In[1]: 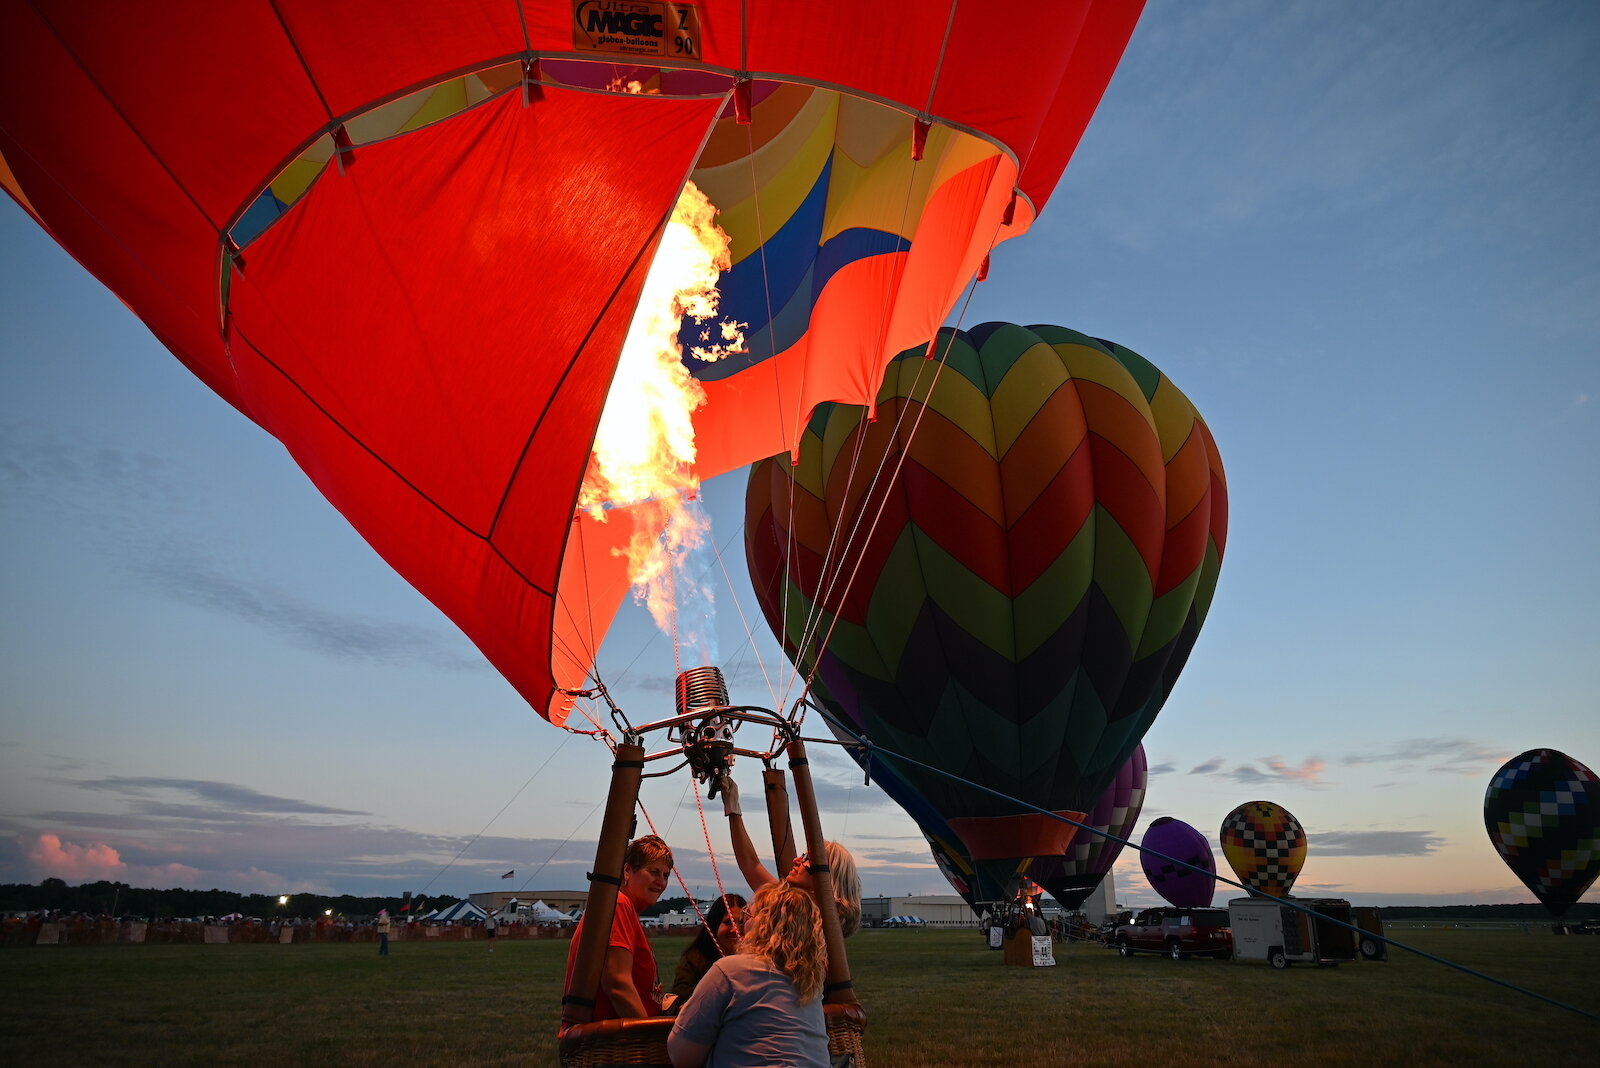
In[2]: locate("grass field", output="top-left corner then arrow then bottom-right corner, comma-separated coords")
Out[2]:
2,928 -> 1596,1066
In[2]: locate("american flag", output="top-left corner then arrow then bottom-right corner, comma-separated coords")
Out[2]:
501,870 -> 515,879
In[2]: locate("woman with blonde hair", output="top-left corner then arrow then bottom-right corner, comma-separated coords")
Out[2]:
667,881 -> 829,1068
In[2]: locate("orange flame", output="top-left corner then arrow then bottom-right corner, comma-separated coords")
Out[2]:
578,181 -> 745,640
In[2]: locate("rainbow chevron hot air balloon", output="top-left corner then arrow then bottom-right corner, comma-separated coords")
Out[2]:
746,322 -> 1227,886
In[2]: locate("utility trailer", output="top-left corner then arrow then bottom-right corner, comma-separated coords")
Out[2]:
1227,896 -> 1379,968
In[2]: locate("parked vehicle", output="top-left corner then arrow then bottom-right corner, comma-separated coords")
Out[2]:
1227,896 -> 1385,967
1114,906 -> 1232,960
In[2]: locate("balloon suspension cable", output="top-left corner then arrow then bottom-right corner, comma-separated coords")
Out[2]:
690,774 -> 729,919
792,303 -> 980,711
410,731 -> 574,900
859,739 -> 1600,1025
777,186 -> 1012,717
509,795 -> 607,895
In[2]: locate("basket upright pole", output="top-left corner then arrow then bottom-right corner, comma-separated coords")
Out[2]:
762,766 -> 797,873
786,738 -> 858,1006
560,741 -> 645,1029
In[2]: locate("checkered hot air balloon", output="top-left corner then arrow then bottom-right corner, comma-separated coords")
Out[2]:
1484,748 -> 1600,918
747,322 -> 1227,895
1219,801 -> 1306,897
1141,816 -> 1217,908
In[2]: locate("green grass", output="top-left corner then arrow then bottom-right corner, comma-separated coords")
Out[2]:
1,929 -> 1596,1065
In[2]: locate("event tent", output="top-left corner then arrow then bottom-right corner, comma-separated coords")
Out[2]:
429,900 -> 488,923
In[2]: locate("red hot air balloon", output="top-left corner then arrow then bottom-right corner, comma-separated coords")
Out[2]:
0,2 -> 1146,726
1219,801 -> 1306,898
1484,748 -> 1600,918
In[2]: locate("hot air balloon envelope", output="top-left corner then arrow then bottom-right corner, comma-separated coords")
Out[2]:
747,322 -> 1228,883
1140,816 -> 1216,908
1219,801 -> 1306,898
0,2 -> 1145,724
1484,748 -> 1600,918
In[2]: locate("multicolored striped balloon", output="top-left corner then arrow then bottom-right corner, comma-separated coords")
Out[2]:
909,745 -> 1147,915
1219,801 -> 1306,898
1484,749 -> 1600,918
746,322 -> 1227,878
1031,746 -> 1149,910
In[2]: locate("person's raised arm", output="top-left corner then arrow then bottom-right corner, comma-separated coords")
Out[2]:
600,945 -> 647,1018
719,773 -> 775,891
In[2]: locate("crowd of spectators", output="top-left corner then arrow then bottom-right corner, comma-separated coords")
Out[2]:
0,909 -> 576,947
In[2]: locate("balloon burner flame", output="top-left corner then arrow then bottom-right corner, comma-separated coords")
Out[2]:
578,181 -> 745,660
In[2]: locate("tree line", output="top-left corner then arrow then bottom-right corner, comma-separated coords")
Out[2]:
0,878 -> 463,920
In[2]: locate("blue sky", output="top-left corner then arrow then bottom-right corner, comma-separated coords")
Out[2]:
2,2 -> 1596,911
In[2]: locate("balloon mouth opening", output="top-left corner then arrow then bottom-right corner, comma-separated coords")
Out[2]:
946,812 -> 1084,861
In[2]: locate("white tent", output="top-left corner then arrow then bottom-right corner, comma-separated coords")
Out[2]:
429,900 -> 488,923
527,899 -> 570,923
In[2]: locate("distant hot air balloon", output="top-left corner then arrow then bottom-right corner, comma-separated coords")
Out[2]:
748,322 -> 1228,891
1140,816 -> 1217,908
1219,801 -> 1306,898
1484,749 -> 1600,918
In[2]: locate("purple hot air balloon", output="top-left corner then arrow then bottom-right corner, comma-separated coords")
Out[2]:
1033,746 -> 1149,910
1141,817 -> 1217,908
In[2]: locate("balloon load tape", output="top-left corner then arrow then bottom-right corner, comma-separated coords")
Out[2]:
672,666 -> 736,790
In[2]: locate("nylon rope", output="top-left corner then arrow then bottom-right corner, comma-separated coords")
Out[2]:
787,170 -> 1018,713
514,0 -> 532,54
410,731 -> 574,898
780,2 -> 979,712
634,795 -> 720,942
706,516 -> 780,712
923,1 -> 962,118
777,104 -> 931,716
691,777 -> 729,904
513,795 -> 606,896
668,511 -> 682,675
739,100 -> 799,720
791,293 -> 973,703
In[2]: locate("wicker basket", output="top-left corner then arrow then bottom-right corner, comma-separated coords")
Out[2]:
560,1016 -> 673,1067
559,1004 -> 868,1067
825,1003 -> 868,1066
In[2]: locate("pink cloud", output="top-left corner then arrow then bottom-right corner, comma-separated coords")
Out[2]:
28,834 -> 125,880
127,862 -> 203,887
1264,758 -> 1326,783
